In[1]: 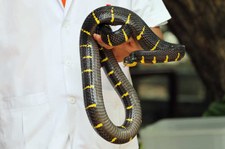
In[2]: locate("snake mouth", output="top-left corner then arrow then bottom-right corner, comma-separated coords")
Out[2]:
175,44 -> 185,49
123,51 -> 140,67
168,44 -> 186,51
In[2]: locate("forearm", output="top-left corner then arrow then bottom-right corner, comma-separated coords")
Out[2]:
151,26 -> 163,39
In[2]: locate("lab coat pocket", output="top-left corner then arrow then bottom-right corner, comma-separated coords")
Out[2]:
0,92 -> 48,110
22,96 -> 52,149
0,92 -> 52,149
0,107 -> 24,149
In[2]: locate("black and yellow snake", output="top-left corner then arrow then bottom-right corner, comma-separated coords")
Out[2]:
80,6 -> 185,144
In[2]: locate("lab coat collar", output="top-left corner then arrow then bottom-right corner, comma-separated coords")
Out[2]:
57,0 -> 74,16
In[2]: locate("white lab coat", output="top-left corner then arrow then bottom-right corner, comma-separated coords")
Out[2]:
0,0 -> 170,148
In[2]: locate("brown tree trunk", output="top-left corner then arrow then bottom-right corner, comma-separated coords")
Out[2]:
164,0 -> 225,102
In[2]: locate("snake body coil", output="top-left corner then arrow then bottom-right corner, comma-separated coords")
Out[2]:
80,6 -> 185,144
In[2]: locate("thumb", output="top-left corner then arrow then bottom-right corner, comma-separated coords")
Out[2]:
93,33 -> 113,49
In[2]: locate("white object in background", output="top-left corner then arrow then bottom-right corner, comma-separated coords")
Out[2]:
140,117 -> 225,149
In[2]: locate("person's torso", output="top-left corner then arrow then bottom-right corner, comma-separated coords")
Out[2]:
0,0 -> 132,104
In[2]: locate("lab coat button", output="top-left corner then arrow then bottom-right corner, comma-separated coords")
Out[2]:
65,60 -> 72,66
63,21 -> 70,29
68,96 -> 76,104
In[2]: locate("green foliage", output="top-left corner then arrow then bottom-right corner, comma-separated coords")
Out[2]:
203,96 -> 225,116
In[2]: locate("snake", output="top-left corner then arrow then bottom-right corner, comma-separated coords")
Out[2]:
79,6 -> 185,144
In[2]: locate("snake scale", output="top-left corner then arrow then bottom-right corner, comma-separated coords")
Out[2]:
80,6 -> 185,144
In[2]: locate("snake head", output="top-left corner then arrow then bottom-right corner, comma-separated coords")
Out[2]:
123,53 -> 138,67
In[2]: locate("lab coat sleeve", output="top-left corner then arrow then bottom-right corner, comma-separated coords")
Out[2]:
131,0 -> 171,27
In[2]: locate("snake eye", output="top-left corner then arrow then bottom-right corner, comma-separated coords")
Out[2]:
123,57 -> 130,65
123,55 -> 137,67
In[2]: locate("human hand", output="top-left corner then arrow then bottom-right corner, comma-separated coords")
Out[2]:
93,33 -> 142,62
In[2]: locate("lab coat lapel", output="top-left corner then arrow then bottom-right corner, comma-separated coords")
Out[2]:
57,0 -> 74,16
64,0 -> 74,15
57,0 -> 65,10
56,0 -> 73,14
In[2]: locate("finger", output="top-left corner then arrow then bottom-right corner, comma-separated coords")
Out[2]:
93,34 -> 113,49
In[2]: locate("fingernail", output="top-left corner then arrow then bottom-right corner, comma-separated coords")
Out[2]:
93,33 -> 100,39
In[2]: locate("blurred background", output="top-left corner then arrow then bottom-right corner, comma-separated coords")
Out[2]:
131,0 -> 225,148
